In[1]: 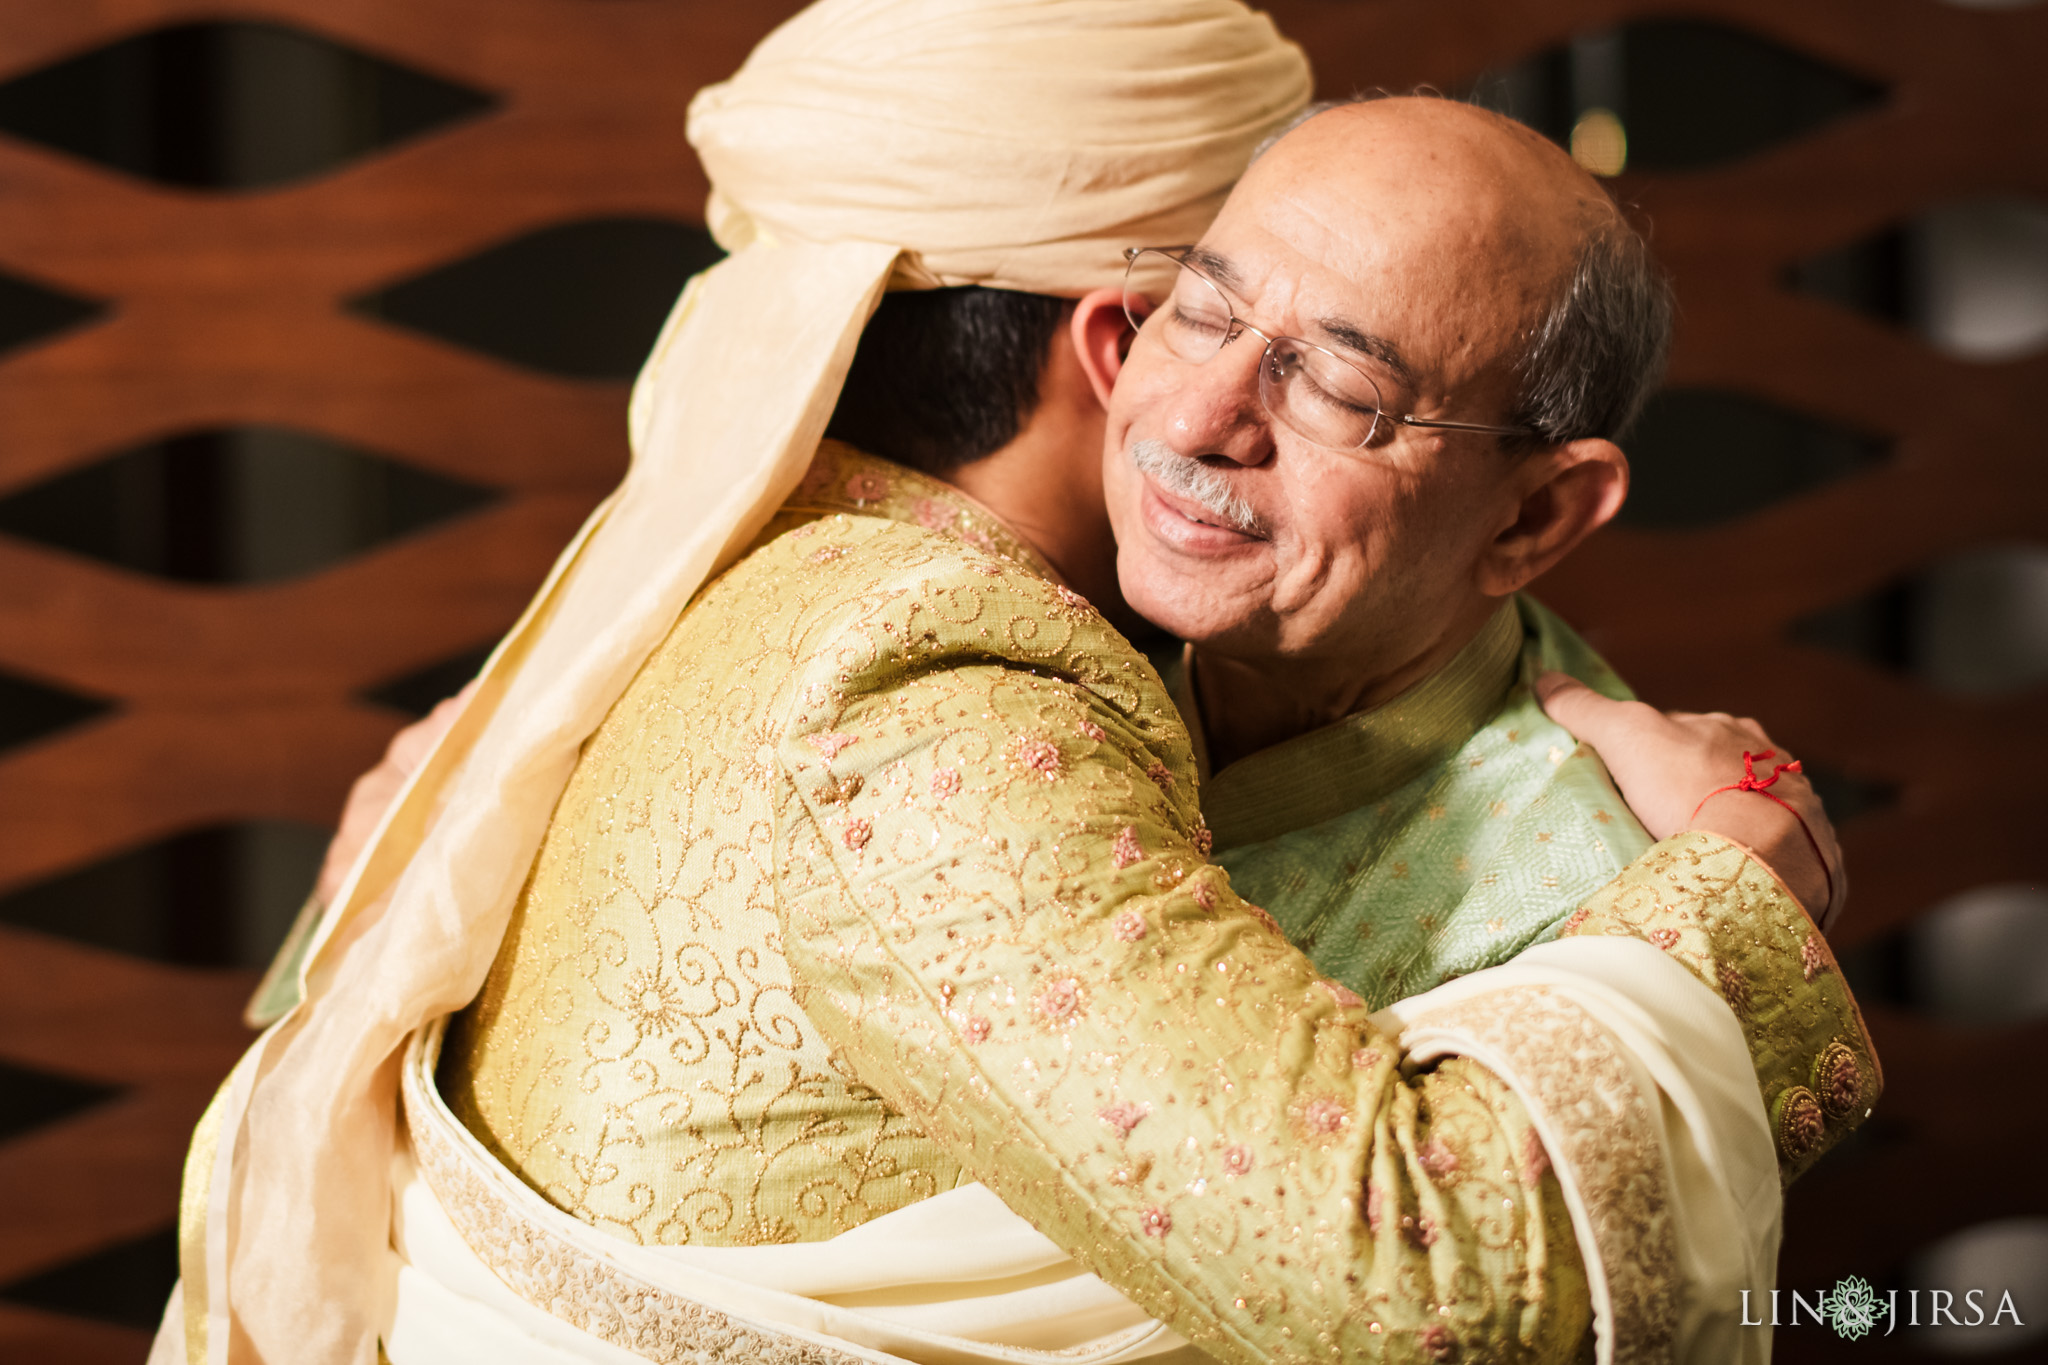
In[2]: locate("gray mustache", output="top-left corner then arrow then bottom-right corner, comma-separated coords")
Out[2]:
1128,440 -> 1266,537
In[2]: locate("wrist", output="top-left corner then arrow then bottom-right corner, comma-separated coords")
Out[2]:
1690,788 -> 1830,917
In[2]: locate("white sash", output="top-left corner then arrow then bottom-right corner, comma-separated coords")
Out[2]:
392,1020 -> 1205,1365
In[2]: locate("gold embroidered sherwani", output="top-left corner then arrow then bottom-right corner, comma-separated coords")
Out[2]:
435,445 -> 1878,1365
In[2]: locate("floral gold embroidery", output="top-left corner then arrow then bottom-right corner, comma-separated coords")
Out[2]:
1774,1086 -> 1825,1159
1111,826 -> 1143,870
1035,978 -> 1082,1024
807,732 -> 856,760
1097,1101 -> 1151,1138
1015,735 -> 1063,778
1814,1041 -> 1863,1118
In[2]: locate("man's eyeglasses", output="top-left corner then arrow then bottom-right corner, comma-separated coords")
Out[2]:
1120,247 -> 1536,452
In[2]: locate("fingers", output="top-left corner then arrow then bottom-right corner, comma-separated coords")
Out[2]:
385,686 -> 475,772
1534,671 -> 1664,748
1533,672 -> 1611,739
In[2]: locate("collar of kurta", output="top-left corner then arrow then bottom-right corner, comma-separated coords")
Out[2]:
1183,599 -> 1525,850
780,441 -> 1063,583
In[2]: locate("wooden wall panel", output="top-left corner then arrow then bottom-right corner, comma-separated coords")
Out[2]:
0,2 -> 802,1354
1,0 -> 2039,1358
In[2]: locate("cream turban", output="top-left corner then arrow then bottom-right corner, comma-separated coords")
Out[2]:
177,6 -> 1308,1362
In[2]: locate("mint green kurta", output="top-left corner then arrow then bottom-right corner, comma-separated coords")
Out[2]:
1189,597 -> 1654,1009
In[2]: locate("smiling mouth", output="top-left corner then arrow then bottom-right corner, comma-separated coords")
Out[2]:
1140,476 -> 1268,548
1160,487 -> 1247,532
1126,439 -> 1266,540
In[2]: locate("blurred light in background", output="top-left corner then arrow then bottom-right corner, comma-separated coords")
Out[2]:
1907,886 -> 2048,1027
1569,107 -> 1627,176
1915,199 -> 2048,361
1908,1219 -> 2048,1354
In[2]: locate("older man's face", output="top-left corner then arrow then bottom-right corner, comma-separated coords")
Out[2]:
1103,100 -> 1590,671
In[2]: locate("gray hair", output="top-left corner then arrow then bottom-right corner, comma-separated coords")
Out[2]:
1507,215 -> 1673,446
1253,94 -> 1675,447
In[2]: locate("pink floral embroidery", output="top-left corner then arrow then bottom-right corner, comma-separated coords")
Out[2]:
1647,926 -> 1681,950
842,818 -> 872,851
962,1015 -> 991,1044
794,456 -> 836,501
1077,718 -> 1107,743
1056,585 -> 1092,611
1097,1101 -> 1151,1137
1139,1207 -> 1172,1238
960,528 -> 996,554
1364,1182 -> 1384,1233
930,766 -> 961,799
1719,962 -> 1753,1017
807,732 -> 856,760
808,545 -> 845,564
1144,761 -> 1175,791
1193,825 -> 1213,856
1401,1214 -> 1437,1249
1420,1323 -> 1457,1362
1222,1144 -> 1255,1177
1243,903 -> 1280,934
1520,1127 -> 1551,1185
1319,979 -> 1363,1009
1822,1050 -> 1862,1115
1559,905 -> 1591,935
1112,826 -> 1144,870
913,498 -> 955,530
1016,736 -> 1063,778
1301,1098 -> 1348,1135
1351,1047 -> 1383,1072
843,471 -> 889,504
1112,911 -> 1147,942
1780,1090 -> 1825,1156
1419,1139 -> 1459,1178
1802,932 -> 1829,982
1035,978 -> 1082,1023
1192,882 -> 1217,912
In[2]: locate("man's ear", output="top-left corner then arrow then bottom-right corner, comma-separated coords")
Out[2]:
1070,286 -> 1128,411
1475,438 -> 1630,596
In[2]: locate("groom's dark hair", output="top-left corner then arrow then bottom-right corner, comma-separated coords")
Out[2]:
825,287 -> 1071,474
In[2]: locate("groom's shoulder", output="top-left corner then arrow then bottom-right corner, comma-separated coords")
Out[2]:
735,513 -> 1166,712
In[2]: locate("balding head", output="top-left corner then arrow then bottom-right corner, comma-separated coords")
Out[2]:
1098,93 -> 1659,710
1261,96 -> 1670,444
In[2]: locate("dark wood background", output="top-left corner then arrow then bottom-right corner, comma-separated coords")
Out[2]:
0,1 -> 2041,1359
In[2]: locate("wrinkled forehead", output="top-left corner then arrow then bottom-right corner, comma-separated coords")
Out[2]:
1200,103 -> 1590,388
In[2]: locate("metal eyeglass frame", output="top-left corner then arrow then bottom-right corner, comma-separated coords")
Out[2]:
1121,246 -> 1537,448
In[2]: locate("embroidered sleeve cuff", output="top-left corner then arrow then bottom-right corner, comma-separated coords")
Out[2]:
1556,831 -> 1880,1181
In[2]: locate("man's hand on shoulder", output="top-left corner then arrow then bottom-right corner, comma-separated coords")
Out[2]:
1535,672 -> 1845,932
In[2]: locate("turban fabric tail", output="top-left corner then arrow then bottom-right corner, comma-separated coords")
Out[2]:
176,3 -> 1310,1361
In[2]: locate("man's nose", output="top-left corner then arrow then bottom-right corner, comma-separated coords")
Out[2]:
1160,337 -> 1275,467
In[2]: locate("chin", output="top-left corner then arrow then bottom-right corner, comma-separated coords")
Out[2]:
1117,544 -> 1242,647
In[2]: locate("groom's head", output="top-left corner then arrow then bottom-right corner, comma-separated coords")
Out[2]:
1097,97 -> 1672,682
679,0 -> 1309,480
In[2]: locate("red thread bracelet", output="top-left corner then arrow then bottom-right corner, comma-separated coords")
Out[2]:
1691,750 -> 1836,917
